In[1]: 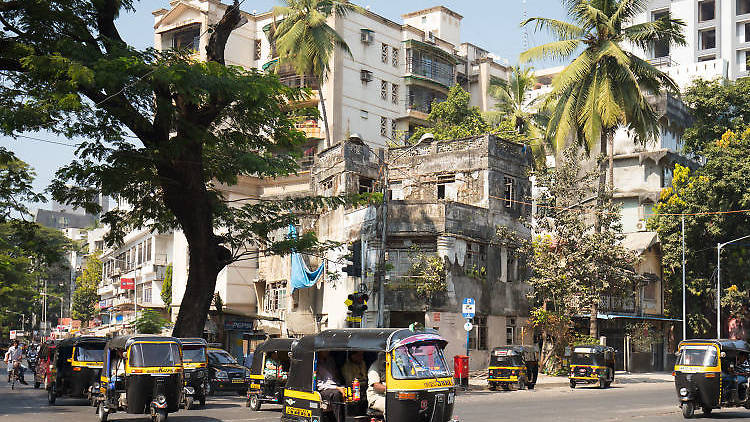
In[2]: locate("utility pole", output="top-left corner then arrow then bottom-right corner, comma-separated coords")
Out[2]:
377,154 -> 388,328
681,216 -> 686,341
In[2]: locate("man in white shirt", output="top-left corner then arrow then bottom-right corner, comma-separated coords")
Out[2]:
5,340 -> 27,384
367,353 -> 386,413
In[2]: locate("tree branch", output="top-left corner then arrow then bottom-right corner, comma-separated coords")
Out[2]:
94,0 -> 125,47
205,1 -> 242,65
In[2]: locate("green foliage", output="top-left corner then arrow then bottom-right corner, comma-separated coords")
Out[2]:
410,86 -> 488,143
0,148 -> 44,220
134,310 -> 169,335
521,0 -> 685,153
682,78 -> 750,154
403,246 -> 447,306
72,252 -> 102,324
625,321 -> 661,352
650,129 -> 750,337
572,334 -> 599,347
721,285 -> 749,320
161,264 -> 173,309
529,308 -> 572,373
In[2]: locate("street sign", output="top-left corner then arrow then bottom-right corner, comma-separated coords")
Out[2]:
120,278 -> 135,290
346,316 -> 362,323
464,321 -> 473,332
462,298 -> 475,318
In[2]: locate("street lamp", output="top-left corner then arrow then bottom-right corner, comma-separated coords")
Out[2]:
716,234 -> 750,338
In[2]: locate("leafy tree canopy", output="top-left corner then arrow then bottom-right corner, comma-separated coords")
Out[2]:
72,251 -> 102,324
682,78 -> 750,154
410,85 -> 488,142
134,310 -> 169,334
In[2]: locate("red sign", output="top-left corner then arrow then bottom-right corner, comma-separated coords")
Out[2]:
120,278 -> 135,290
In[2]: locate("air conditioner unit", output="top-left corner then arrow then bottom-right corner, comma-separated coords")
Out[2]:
360,30 -> 373,44
426,31 -> 436,43
360,69 -> 373,82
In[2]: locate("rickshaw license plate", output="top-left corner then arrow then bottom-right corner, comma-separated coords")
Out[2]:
232,379 -> 244,383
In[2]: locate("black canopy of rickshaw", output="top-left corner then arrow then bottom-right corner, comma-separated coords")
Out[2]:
179,337 -> 208,347
572,345 -> 613,355
285,328 -> 446,393
679,339 -> 750,353
104,335 -> 180,351
251,338 -> 297,375
56,336 -> 107,349
490,345 -> 539,362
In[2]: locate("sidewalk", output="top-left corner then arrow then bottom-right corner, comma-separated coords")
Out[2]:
464,370 -> 673,391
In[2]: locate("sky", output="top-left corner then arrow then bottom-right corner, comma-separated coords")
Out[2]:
1,0 -> 567,211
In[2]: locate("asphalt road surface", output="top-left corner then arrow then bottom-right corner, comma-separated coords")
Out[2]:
1,374 -> 748,422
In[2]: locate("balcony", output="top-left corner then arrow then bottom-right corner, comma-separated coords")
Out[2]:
404,39 -> 456,89
295,120 -> 323,140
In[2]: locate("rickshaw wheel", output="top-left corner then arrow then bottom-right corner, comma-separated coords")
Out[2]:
517,379 -> 526,390
97,404 -> 108,422
152,410 -> 168,422
702,406 -> 712,415
569,380 -> 576,389
197,395 -> 206,407
682,402 -> 695,419
248,394 -> 262,411
488,383 -> 496,391
34,380 -> 40,389
47,386 -> 56,405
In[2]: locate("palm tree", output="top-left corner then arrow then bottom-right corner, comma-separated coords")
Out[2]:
272,0 -> 361,147
520,0 -> 685,337
521,0 -> 685,192
487,65 -> 551,166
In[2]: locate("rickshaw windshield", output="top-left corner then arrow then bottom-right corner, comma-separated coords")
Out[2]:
391,342 -> 451,379
75,344 -> 105,362
129,342 -> 182,367
183,346 -> 206,363
678,345 -> 718,367
571,347 -> 605,366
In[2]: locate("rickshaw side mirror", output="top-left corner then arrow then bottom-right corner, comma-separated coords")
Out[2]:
674,351 -> 680,357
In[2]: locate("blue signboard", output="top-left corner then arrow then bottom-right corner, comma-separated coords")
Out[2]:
462,298 -> 476,319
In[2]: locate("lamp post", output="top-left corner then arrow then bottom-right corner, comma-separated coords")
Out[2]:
681,216 -> 686,341
716,234 -> 750,338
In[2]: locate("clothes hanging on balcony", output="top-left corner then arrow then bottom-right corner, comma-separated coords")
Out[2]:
289,225 -> 325,291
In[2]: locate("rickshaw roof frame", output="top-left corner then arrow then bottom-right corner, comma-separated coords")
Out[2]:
105,335 -> 181,352
56,336 -> 108,348
179,337 -> 208,347
572,345 -> 614,354
292,328 -> 447,353
679,339 -> 750,353
255,338 -> 296,354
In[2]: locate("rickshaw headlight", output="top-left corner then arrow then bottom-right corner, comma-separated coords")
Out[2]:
156,394 -> 167,404
680,388 -> 688,397
216,370 -> 228,379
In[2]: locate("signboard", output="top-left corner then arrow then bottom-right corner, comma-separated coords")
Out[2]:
224,320 -> 254,331
432,312 -> 441,323
464,321 -> 473,332
461,298 -> 475,319
120,278 -> 135,290
346,316 -> 362,323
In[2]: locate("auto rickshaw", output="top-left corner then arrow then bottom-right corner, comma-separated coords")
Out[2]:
568,345 -> 615,389
96,335 -> 183,422
34,341 -> 55,390
674,339 -> 750,418
281,328 -> 455,422
487,345 -> 539,391
246,338 -> 295,411
47,336 -> 107,405
179,338 -> 209,409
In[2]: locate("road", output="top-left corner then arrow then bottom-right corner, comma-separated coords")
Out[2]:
1,375 -> 748,421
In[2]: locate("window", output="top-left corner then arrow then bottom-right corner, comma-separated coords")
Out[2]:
391,120 -> 398,141
320,176 -> 334,192
504,176 -> 515,208
145,239 -> 151,262
436,173 -> 455,200
699,1 -> 715,21
137,243 -> 143,265
468,316 -> 488,350
360,109 -> 369,119
700,28 -> 716,50
391,83 -> 399,104
171,24 -> 200,52
381,43 -> 389,63
263,282 -> 286,313
506,326 -> 515,345
745,23 -> 750,42
358,176 -> 374,194
143,286 -> 152,303
381,80 -> 388,100
380,116 -> 388,137
421,16 -> 427,24
739,0 -> 750,15
652,11 -> 670,58
254,39 -> 262,60
392,47 -> 399,67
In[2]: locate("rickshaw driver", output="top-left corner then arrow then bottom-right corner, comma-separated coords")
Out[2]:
367,353 -> 386,414
316,350 -> 346,422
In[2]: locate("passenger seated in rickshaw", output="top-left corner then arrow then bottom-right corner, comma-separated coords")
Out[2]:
367,353 -> 386,415
342,351 -> 367,385
264,352 -> 288,381
316,350 -> 346,422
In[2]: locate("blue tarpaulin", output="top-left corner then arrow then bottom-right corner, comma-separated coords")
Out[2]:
289,225 -> 325,291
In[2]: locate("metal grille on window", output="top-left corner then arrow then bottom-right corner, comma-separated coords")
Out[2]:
392,47 -> 399,67
381,43 -> 389,63
504,177 -> 514,208
391,84 -> 399,104
264,282 -> 286,313
254,39 -> 262,60
468,316 -> 488,350
381,80 -> 388,100
380,117 -> 387,137
391,120 -> 397,141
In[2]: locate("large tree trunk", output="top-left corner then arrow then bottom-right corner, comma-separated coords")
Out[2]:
589,302 -> 599,339
319,87 -> 331,148
595,131 -> 608,234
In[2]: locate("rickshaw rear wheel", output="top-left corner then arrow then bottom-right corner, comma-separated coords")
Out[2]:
488,382 -> 496,391
682,401 -> 695,418
501,384 -> 510,391
248,394 -> 262,411
569,380 -> 576,389
97,403 -> 108,422
701,406 -> 712,415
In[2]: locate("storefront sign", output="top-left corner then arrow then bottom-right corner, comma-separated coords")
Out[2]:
120,278 -> 135,290
224,320 -> 254,331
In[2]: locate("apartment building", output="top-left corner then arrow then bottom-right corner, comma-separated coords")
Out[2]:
152,1 -> 509,147
630,0 -> 750,88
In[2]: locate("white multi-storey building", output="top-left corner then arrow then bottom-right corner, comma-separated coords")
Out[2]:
630,0 -> 750,88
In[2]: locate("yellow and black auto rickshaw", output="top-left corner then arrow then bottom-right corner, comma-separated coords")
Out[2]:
96,335 -> 183,422
487,345 -> 539,391
247,338 -> 294,411
179,338 -> 209,409
47,336 -> 107,405
568,345 -> 615,389
674,339 -> 750,418
281,328 -> 455,422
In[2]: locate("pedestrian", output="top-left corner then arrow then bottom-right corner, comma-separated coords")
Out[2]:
6,340 -> 27,384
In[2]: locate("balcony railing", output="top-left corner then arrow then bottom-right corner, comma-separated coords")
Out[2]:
295,121 -> 323,139
406,57 -> 454,88
279,74 -> 320,90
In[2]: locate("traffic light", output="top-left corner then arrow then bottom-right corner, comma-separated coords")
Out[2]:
342,240 -> 362,278
346,291 -> 369,316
